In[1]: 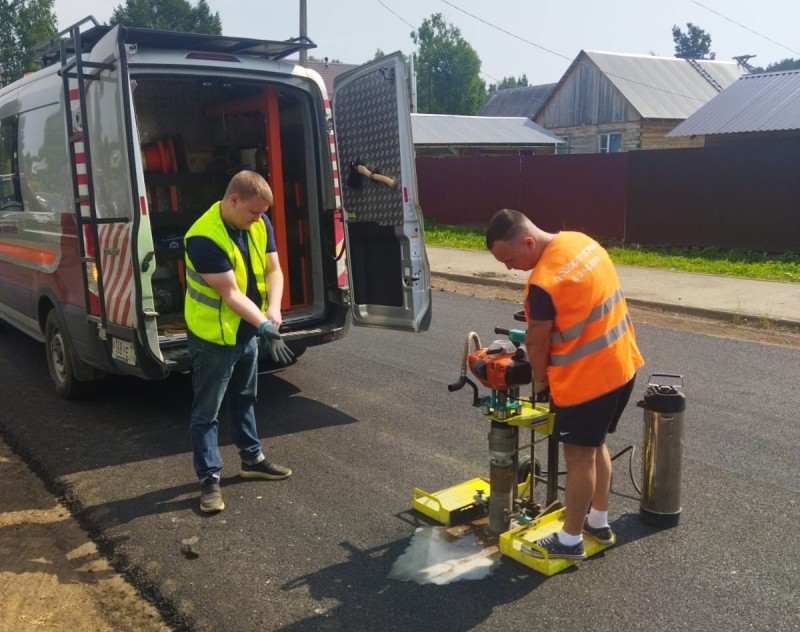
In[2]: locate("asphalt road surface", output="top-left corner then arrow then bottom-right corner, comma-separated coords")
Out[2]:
1,290 -> 798,632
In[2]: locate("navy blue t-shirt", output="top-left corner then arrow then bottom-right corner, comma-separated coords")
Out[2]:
526,284 -> 556,321
186,215 -> 277,341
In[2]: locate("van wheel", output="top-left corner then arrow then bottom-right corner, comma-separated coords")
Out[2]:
45,310 -> 95,399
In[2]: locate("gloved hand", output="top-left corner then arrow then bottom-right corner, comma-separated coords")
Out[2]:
533,379 -> 550,403
267,336 -> 295,366
258,320 -> 282,341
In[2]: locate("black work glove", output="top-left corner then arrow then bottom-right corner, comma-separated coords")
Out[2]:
267,337 -> 295,365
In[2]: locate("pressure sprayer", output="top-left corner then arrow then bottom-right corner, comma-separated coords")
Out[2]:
637,374 -> 686,527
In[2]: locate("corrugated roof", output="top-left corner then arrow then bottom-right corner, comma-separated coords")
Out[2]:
668,70 -> 800,136
582,51 -> 746,119
477,84 -> 557,117
411,114 -> 562,146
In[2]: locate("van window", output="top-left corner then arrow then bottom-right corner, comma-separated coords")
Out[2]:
0,116 -> 21,211
19,105 -> 69,214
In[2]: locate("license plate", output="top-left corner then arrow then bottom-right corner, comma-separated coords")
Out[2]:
111,337 -> 137,366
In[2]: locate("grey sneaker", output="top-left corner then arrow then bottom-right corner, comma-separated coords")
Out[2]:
523,532 -> 585,560
583,518 -> 615,545
200,478 -> 224,513
239,460 -> 292,480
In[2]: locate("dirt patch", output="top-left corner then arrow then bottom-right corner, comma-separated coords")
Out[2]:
0,440 -> 172,632
432,277 -> 800,350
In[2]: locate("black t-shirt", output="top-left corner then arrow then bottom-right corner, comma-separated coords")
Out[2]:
186,215 -> 277,341
526,284 -> 556,321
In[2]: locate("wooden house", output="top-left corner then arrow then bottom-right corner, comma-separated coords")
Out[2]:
534,50 -> 747,153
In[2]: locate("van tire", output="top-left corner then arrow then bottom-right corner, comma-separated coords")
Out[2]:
45,310 -> 96,399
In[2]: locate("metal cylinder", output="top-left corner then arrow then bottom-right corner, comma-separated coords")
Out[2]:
638,375 -> 686,528
488,422 -> 518,534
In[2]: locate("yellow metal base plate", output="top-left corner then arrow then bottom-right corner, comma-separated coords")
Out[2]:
412,477 -> 534,527
412,478 -> 490,526
499,508 -> 615,576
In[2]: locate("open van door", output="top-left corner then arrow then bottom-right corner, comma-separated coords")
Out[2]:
332,52 -> 431,333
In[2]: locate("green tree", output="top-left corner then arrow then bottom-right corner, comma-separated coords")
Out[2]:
110,0 -> 221,34
0,0 -> 57,87
411,13 -> 486,115
489,74 -> 529,92
672,22 -> 713,59
757,57 -> 800,73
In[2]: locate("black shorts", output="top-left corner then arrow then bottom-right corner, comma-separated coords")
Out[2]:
551,376 -> 637,447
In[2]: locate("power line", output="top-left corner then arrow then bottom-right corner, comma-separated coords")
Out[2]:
690,0 -> 800,57
440,0 -> 712,105
440,0 -> 573,64
375,0 -> 416,30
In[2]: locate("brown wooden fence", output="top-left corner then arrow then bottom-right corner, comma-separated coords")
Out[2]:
416,139 -> 800,253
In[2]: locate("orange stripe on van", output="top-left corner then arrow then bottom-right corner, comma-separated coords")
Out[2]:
0,243 -> 57,266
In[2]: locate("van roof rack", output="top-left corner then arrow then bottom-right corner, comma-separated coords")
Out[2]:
34,18 -> 317,68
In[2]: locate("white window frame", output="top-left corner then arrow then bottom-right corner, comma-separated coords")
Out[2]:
598,132 -> 623,153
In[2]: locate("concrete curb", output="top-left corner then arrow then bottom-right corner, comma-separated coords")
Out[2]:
432,271 -> 800,331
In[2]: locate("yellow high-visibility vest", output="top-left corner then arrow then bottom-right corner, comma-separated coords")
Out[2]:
184,202 -> 268,345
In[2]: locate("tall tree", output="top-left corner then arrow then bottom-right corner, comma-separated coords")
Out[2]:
0,0 -> 57,87
411,13 -> 486,115
672,22 -> 713,59
110,0 -> 221,34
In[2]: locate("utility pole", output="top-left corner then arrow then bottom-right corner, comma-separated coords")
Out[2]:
299,0 -> 308,67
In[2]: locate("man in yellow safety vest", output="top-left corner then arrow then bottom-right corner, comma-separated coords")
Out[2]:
184,170 -> 295,513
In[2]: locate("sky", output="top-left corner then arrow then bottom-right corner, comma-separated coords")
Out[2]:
52,0 -> 800,86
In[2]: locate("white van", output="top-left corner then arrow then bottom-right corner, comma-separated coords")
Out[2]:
0,18 -> 431,397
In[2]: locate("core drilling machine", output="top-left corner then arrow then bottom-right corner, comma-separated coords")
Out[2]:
411,319 -> 616,576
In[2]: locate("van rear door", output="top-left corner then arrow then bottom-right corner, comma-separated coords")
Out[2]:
80,26 -> 163,373
332,52 -> 431,333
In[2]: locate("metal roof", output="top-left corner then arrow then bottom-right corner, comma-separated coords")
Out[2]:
411,114 -> 562,146
477,84 -> 557,117
582,51 -> 746,119
668,70 -> 800,136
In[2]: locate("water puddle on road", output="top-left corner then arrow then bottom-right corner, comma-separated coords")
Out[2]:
389,526 -> 501,585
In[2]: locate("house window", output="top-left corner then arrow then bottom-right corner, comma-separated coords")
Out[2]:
598,132 -> 623,153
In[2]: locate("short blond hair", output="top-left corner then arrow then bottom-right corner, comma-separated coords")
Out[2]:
224,170 -> 273,206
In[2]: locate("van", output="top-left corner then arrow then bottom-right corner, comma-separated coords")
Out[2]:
0,18 -> 431,398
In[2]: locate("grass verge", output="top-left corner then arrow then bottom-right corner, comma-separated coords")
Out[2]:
423,221 -> 800,282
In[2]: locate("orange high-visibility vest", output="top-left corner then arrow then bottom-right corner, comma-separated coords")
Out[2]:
526,232 -> 643,407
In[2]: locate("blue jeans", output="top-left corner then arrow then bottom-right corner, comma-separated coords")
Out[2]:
188,332 -> 262,482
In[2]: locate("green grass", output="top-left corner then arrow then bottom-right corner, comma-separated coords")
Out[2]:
423,220 -> 800,282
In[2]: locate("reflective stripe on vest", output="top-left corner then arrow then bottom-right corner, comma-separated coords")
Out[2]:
550,288 -> 624,345
183,202 -> 268,345
529,232 -> 643,406
185,268 -> 221,309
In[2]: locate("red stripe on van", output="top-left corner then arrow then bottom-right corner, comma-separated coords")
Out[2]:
0,243 -> 56,266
